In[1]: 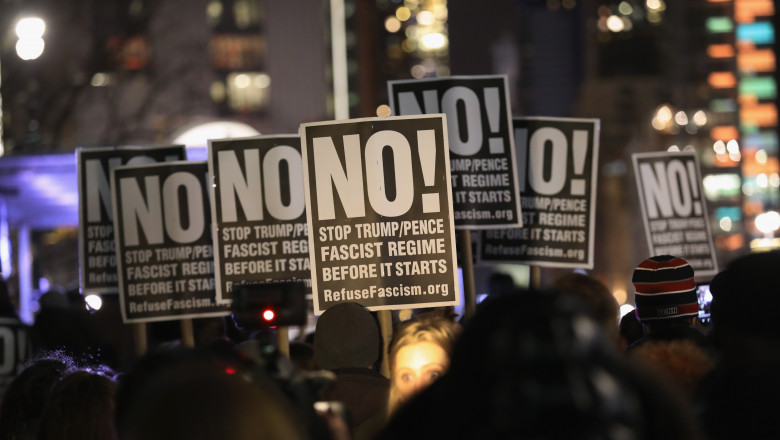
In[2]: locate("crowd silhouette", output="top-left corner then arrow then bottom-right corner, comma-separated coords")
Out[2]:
0,251 -> 777,439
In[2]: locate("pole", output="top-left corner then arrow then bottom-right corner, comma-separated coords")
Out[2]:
276,326 -> 290,358
530,265 -> 542,289
377,310 -> 393,378
459,229 -> 477,320
180,318 -> 195,347
134,323 -> 147,356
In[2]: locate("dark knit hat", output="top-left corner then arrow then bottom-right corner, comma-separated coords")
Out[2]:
632,255 -> 699,322
313,302 -> 381,370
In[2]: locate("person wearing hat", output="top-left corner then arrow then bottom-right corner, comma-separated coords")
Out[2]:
629,255 -> 708,349
313,302 -> 389,440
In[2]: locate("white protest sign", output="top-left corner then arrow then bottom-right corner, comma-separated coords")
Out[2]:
77,145 -> 186,294
112,161 -> 230,323
633,152 -> 718,276
208,135 -> 310,303
388,75 -> 522,229
301,115 -> 460,315
480,117 -> 600,268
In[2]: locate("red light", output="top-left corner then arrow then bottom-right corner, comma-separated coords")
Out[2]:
262,309 -> 275,321
224,367 -> 236,375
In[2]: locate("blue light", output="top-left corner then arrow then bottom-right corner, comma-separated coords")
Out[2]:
737,22 -> 775,45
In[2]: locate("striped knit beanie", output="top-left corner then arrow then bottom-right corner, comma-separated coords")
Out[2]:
632,255 -> 699,323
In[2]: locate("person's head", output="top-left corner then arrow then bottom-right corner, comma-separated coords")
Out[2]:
709,250 -> 780,353
387,311 -> 458,415
632,255 -> 699,333
115,347 -> 305,440
313,302 -> 382,371
376,289 -> 703,440
551,272 -> 620,342
36,370 -> 117,440
0,358 -> 69,440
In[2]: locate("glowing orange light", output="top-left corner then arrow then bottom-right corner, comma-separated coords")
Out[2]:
262,309 -> 275,321
735,0 -> 774,24
707,44 -> 734,58
741,104 -> 778,127
710,126 -> 739,141
738,49 -> 776,72
709,72 -> 737,88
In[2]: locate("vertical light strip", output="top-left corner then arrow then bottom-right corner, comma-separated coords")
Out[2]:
330,0 -> 349,120
0,198 -> 10,280
18,225 -> 32,324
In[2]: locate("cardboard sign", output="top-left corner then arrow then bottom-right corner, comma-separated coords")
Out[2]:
112,161 -> 230,323
633,152 -> 718,276
388,75 -> 522,229
301,115 -> 460,315
480,117 -> 600,268
208,135 -> 310,303
77,145 -> 186,294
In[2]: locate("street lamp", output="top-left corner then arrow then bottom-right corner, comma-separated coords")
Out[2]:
15,17 -> 46,60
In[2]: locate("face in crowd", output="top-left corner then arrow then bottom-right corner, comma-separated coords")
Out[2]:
393,339 -> 449,400
388,312 -> 458,415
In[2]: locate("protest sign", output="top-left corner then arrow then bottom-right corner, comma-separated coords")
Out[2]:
632,152 -> 718,276
388,75 -> 522,229
480,117 -> 600,268
111,161 -> 230,323
78,146 -> 186,294
208,135 -> 310,303
301,115 -> 460,315
0,317 -> 29,391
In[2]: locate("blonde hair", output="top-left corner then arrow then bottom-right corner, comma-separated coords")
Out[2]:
387,311 -> 459,415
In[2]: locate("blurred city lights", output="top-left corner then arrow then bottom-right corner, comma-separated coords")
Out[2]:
15,17 -> 46,60
417,10 -> 434,25
253,73 -> 271,88
668,145 -> 679,152
385,16 -> 402,33
85,294 -> 103,311
674,111 -> 688,125
606,15 -> 624,32
756,149 -> 768,164
396,6 -> 411,21
755,211 -> 780,233
619,304 -> 635,318
618,1 -> 633,15
726,139 -> 740,153
713,140 -> 727,154
376,104 -> 391,117
692,110 -> 708,126
757,173 -> 768,187
613,287 -> 627,305
15,17 -> 45,39
419,32 -> 447,51
719,216 -> 733,232
234,73 -> 251,88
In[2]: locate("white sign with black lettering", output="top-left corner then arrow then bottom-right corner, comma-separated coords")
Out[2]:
112,161 -> 230,323
208,135 -> 311,303
388,75 -> 522,229
77,145 -> 186,294
633,152 -> 718,276
301,115 -> 460,315
480,117 -> 600,268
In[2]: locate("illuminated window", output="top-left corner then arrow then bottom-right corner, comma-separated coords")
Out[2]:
737,22 -> 775,44
739,77 -> 777,99
707,44 -> 735,58
708,72 -> 737,88
706,16 -> 734,33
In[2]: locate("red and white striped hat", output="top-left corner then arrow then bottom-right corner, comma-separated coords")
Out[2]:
632,255 -> 699,322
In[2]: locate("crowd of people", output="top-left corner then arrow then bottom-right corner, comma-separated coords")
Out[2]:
0,249 -> 778,439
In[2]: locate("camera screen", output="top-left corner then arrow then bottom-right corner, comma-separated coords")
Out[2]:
697,283 -> 712,319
